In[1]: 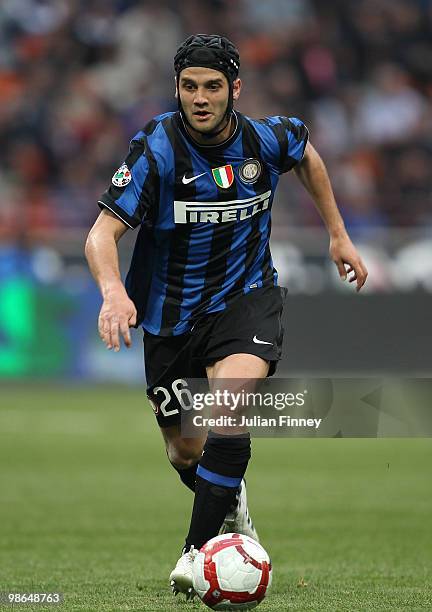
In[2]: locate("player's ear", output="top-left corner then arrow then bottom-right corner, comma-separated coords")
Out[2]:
174,76 -> 178,99
232,78 -> 242,101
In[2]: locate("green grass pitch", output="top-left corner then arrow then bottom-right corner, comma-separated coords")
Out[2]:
1,385 -> 431,611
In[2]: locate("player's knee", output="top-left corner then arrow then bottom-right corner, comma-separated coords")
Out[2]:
166,444 -> 201,470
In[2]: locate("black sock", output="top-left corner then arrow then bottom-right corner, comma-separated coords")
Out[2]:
171,461 -> 198,492
184,432 -> 251,551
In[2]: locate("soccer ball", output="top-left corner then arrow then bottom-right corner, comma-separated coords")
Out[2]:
192,533 -> 272,610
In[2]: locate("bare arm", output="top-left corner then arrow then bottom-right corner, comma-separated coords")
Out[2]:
85,209 -> 137,350
294,142 -> 368,291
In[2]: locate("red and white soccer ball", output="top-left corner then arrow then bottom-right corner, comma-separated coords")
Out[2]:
192,533 -> 272,610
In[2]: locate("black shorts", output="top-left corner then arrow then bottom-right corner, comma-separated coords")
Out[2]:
143,285 -> 287,428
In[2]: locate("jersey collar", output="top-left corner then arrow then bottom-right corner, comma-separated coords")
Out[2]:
175,110 -> 241,151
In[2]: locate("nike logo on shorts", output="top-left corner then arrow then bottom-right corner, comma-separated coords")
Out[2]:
253,335 -> 273,345
182,172 -> 206,185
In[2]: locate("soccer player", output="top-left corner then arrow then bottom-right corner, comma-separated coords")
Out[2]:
85,34 -> 368,599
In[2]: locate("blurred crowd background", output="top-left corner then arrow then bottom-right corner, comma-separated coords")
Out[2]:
1,0 -> 432,238
1,0 -> 431,379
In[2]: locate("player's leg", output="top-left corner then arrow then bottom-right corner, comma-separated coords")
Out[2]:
170,353 -> 267,598
182,354 -> 268,554
208,356 -> 262,540
144,330 -> 205,492
160,424 -> 206,492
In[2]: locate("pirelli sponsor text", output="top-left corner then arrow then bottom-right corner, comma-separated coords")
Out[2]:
173,190 -> 272,224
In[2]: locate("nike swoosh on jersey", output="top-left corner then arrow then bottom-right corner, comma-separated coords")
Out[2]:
182,172 -> 206,185
253,335 -> 273,345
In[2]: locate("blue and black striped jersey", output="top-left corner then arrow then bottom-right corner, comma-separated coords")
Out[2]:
98,111 -> 308,336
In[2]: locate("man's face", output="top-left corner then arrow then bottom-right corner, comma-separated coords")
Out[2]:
177,66 -> 240,134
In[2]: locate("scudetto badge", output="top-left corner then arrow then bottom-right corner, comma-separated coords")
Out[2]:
212,164 -> 234,189
112,163 -> 132,187
239,159 -> 261,184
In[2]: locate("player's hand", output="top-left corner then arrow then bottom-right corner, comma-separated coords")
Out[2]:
329,233 -> 368,292
98,289 -> 137,351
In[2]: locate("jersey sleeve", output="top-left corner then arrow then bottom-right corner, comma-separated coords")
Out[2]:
264,116 -> 309,174
98,135 -> 156,229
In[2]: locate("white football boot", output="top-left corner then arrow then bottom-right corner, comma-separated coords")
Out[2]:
219,479 -> 259,541
169,546 -> 197,600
